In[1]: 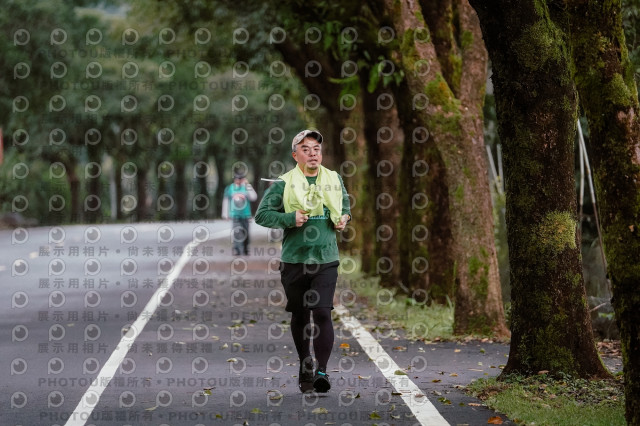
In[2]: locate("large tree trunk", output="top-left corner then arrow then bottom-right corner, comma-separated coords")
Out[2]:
394,81 -> 453,300
335,104 -> 373,269
382,0 -> 508,336
564,0 -> 640,420
469,0 -> 609,376
361,88 -> 403,287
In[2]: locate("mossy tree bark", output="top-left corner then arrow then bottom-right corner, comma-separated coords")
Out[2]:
381,0 -> 508,336
469,0 -> 610,376
563,0 -> 640,420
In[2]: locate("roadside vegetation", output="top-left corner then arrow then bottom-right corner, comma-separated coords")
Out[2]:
337,259 -> 454,341
467,373 -> 625,426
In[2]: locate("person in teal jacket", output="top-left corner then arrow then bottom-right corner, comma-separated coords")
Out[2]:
222,169 -> 257,256
255,129 -> 351,393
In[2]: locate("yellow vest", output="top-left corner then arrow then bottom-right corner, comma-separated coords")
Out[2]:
279,165 -> 343,225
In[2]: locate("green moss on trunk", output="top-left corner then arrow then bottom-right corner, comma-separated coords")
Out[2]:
531,211 -> 577,255
469,0 -> 610,378
564,0 -> 640,421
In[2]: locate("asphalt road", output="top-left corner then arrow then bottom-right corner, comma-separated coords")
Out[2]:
1,221 -> 525,426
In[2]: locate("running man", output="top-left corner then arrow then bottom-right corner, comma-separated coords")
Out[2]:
255,129 -> 351,393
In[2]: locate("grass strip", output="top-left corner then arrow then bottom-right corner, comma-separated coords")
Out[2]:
337,259 -> 454,341
466,373 -> 625,426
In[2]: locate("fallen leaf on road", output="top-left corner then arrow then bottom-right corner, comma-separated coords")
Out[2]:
312,407 -> 328,414
227,358 -> 238,362
450,373 -> 458,377
393,346 -> 407,351
394,370 -> 407,375
369,411 -> 382,419
145,406 -> 157,411
488,416 -> 503,424
468,402 -> 482,407
432,379 -> 441,383
455,349 -> 461,353
339,343 -> 350,349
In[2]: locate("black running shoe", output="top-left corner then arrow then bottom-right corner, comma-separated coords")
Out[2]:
298,358 -> 314,393
313,368 -> 331,393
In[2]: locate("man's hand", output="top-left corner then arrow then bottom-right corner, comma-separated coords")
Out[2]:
295,210 -> 309,227
334,214 -> 350,231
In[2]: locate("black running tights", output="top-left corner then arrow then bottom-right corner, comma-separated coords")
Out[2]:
290,308 -> 334,369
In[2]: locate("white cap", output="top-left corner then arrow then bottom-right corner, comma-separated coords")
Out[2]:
291,129 -> 323,152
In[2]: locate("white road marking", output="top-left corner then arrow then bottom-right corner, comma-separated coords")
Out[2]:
335,304 -> 450,426
65,229 -> 231,426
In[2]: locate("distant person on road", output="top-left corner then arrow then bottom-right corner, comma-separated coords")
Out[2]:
255,129 -> 351,393
222,168 -> 257,256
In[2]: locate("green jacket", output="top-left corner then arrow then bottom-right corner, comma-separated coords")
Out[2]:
255,174 -> 351,264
